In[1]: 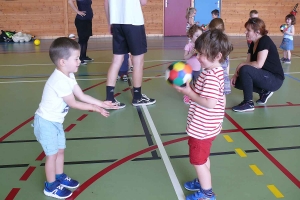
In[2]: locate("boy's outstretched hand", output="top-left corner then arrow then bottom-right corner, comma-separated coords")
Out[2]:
93,105 -> 110,117
101,101 -> 120,110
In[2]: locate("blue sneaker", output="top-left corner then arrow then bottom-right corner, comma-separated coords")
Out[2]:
56,173 -> 80,189
43,180 -> 72,199
184,178 -> 201,191
232,100 -> 254,112
186,190 -> 216,200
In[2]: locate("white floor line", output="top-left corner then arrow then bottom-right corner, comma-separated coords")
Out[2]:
142,105 -> 185,200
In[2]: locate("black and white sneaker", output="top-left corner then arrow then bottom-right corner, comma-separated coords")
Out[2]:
232,100 -> 254,112
83,56 -> 94,62
132,94 -> 156,106
113,99 -> 126,109
256,91 -> 273,104
80,60 -> 87,65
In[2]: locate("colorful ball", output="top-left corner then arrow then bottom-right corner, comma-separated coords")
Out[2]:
280,24 -> 288,32
34,39 -> 40,46
165,61 -> 192,87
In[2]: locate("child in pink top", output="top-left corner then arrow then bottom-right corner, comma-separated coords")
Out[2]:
183,24 -> 203,104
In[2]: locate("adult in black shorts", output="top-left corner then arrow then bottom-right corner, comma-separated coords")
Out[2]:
68,0 -> 94,65
231,18 -> 284,112
104,0 -> 156,108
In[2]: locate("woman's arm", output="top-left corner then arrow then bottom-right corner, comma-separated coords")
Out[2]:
68,0 -> 86,17
235,50 -> 268,75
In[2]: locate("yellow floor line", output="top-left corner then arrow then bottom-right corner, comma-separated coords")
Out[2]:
223,135 -> 233,142
267,185 -> 284,198
249,165 -> 264,175
235,148 -> 247,157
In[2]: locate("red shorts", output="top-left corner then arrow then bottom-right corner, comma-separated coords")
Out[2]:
188,136 -> 216,165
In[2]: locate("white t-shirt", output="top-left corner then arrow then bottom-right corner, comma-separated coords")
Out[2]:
35,69 -> 77,123
109,0 -> 144,25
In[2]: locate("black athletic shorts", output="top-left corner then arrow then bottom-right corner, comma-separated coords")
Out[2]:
111,24 -> 147,56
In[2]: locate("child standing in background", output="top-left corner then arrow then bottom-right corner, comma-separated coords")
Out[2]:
186,7 -> 198,42
183,24 -> 203,104
246,10 -> 259,48
208,18 -> 231,97
174,29 -> 233,200
211,9 -> 219,19
280,14 -> 296,64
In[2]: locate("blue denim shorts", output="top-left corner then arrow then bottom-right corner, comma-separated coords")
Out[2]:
33,114 -> 66,156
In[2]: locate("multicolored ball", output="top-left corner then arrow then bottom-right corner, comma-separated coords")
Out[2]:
165,61 -> 192,87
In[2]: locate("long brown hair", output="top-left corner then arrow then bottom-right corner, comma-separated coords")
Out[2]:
208,18 -> 225,32
244,17 -> 268,35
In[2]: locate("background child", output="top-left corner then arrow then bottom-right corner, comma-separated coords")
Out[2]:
117,53 -> 130,82
280,14 -> 296,64
246,10 -> 259,48
183,24 -> 203,104
211,9 -> 219,19
186,7 -> 198,42
34,37 -> 118,199
173,29 -> 233,200
208,18 -> 231,97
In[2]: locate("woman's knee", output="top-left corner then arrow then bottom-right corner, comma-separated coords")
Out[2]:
239,65 -> 253,76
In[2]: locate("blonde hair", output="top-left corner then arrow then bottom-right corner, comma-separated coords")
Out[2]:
208,18 -> 225,32
186,7 -> 196,20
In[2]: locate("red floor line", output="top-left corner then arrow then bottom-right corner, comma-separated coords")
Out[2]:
225,113 -> 300,189
143,78 -> 152,82
220,129 -> 239,133
144,61 -> 173,70
35,151 -> 46,161
114,93 -> 121,97
122,87 -> 131,92
5,188 -> 20,200
68,136 -> 190,199
77,114 -> 88,121
82,81 -> 106,92
286,102 -> 294,105
0,116 -> 34,142
20,166 -> 36,181
64,124 -> 76,132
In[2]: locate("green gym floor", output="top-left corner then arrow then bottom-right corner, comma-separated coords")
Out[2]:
0,36 -> 299,200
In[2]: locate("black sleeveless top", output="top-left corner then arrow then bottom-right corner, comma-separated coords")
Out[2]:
76,0 -> 93,20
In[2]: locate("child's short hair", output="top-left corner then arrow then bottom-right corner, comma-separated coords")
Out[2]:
211,9 -> 219,17
195,29 -> 233,63
187,24 -> 203,38
244,17 -> 268,35
249,10 -> 258,15
208,18 -> 225,32
186,7 -> 196,20
286,14 -> 296,25
49,37 -> 80,66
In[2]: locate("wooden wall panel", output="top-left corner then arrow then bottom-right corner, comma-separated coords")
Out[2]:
0,0 -> 298,37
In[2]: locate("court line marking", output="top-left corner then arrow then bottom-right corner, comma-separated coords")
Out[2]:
267,185 -> 284,198
2,71 -> 300,84
223,135 -> 233,142
235,148 -> 247,157
142,105 -> 185,200
249,165 -> 264,176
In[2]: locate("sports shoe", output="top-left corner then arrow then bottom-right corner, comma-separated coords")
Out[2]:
184,178 -> 201,191
43,180 -> 72,199
186,190 -> 216,200
183,95 -> 190,105
121,74 -> 128,82
56,173 -> 80,189
283,59 -> 291,64
113,99 -> 126,109
128,66 -> 133,72
280,57 -> 286,62
80,60 -> 87,65
132,94 -> 156,106
83,56 -> 94,62
232,100 -> 254,112
256,91 -> 273,104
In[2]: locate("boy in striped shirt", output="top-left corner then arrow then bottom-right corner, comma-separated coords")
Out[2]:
173,29 -> 233,200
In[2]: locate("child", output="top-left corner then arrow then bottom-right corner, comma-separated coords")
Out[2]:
183,24 -> 203,104
211,9 -> 219,19
186,7 -> 198,42
280,14 -> 296,64
33,37 -> 119,199
246,10 -> 259,48
173,29 -> 233,200
117,53 -> 130,82
208,18 -> 231,97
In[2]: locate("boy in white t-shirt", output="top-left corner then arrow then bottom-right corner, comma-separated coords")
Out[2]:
34,37 -> 119,199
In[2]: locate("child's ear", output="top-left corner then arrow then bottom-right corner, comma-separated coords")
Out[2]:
58,58 -> 65,67
215,52 -> 223,61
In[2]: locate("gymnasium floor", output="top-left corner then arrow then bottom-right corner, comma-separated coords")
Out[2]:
0,36 -> 299,200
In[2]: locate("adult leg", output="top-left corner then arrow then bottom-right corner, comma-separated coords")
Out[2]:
78,36 -> 89,60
